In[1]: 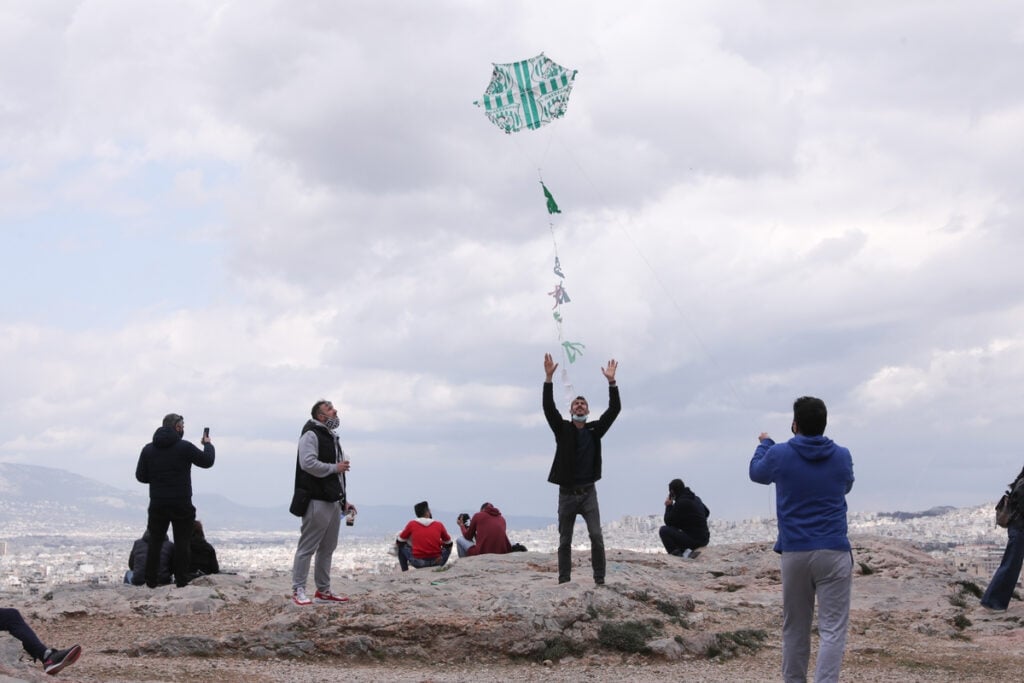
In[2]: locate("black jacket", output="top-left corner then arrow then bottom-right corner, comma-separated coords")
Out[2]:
189,536 -> 220,575
294,420 -> 345,503
129,536 -> 174,586
664,487 -> 711,545
543,382 -> 620,486
136,427 -> 215,502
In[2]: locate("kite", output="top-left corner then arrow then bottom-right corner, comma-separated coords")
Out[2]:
474,54 -> 578,134
475,54 -> 585,391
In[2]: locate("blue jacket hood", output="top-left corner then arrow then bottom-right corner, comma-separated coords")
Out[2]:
789,434 -> 839,462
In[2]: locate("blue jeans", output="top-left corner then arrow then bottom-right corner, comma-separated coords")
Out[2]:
397,542 -> 451,571
982,526 -> 1024,610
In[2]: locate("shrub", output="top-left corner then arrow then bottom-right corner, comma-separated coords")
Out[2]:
598,621 -> 660,654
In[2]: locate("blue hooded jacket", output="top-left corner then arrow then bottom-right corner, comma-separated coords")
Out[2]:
749,434 -> 854,553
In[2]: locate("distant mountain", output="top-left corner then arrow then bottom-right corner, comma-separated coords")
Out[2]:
0,464 -> 553,537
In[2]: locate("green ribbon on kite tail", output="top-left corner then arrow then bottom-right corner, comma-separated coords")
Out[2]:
542,182 -> 561,214
562,341 -> 585,363
474,53 -> 577,134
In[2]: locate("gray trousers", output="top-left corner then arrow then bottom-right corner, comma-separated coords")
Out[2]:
780,549 -> 853,683
291,499 -> 342,593
557,485 -> 605,582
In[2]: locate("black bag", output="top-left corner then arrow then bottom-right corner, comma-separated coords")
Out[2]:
510,542 -> 528,552
996,477 -> 1024,528
289,488 -> 311,517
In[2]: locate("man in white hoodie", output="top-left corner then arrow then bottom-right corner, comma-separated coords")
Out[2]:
396,501 -> 453,571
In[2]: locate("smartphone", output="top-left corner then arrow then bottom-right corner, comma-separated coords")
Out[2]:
203,427 -> 210,439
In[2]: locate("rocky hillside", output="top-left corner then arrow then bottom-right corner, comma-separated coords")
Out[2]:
1,535 -> 1022,682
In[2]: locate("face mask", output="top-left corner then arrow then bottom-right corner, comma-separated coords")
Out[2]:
571,414 -> 588,423
324,416 -> 341,430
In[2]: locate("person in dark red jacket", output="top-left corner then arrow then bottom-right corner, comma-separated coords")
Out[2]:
456,502 -> 513,557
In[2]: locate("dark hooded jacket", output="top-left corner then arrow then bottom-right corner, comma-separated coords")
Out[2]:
189,527 -> 220,575
135,426 -> 215,502
462,503 -> 513,556
749,434 -> 854,553
664,486 -> 710,546
128,533 -> 174,586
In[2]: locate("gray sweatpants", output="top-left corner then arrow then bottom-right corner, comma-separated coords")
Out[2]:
291,499 -> 342,593
780,549 -> 853,683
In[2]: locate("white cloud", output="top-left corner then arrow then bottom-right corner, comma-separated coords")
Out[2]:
1,1 -> 1023,521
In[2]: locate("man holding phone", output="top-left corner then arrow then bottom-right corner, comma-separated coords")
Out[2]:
135,413 -> 215,588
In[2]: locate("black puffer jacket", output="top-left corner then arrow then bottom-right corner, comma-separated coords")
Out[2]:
136,426 -> 215,502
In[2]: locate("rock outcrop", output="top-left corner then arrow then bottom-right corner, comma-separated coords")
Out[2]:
1,536 -> 1022,682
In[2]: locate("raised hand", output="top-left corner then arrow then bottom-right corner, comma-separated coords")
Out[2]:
544,353 -> 558,381
601,359 -> 618,383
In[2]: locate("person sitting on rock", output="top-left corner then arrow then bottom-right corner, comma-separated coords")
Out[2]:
659,478 -> 710,559
189,519 -> 220,577
455,502 -> 513,558
0,607 -> 81,675
396,501 -> 453,571
125,530 -> 174,586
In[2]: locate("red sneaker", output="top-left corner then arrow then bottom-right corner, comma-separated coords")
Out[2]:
314,590 -> 350,604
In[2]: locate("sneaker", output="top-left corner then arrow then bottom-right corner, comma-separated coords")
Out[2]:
314,590 -> 349,604
594,577 -> 605,585
688,550 -> 701,560
43,644 -> 81,675
292,587 -> 313,606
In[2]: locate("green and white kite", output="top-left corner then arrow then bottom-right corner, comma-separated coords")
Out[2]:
474,53 -> 577,134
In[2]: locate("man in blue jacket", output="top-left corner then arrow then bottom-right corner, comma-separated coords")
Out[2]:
543,353 -> 620,585
749,396 -> 854,683
136,413 -> 215,588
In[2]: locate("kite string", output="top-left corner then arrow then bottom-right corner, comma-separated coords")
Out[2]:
551,137 -> 743,408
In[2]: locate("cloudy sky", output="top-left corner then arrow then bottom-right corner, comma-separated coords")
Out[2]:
2,1 -> 1023,525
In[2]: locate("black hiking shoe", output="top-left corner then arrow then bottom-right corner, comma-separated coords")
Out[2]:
43,644 -> 81,675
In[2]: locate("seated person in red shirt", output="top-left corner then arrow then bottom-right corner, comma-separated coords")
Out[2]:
456,502 -> 513,557
396,500 -> 453,571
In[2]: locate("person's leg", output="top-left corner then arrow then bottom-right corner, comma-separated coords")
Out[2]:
660,526 -> 699,555
0,608 -> 47,661
456,536 -> 474,558
780,551 -> 815,683
145,505 -> 171,588
556,492 -> 578,583
169,504 -> 196,587
292,500 -> 332,590
812,550 -> 853,683
439,544 -> 452,566
312,501 -> 342,593
659,526 -> 681,554
580,488 -> 605,583
397,542 -> 412,571
982,527 -> 1024,610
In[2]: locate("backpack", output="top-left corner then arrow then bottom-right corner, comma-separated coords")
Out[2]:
996,477 -> 1024,528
